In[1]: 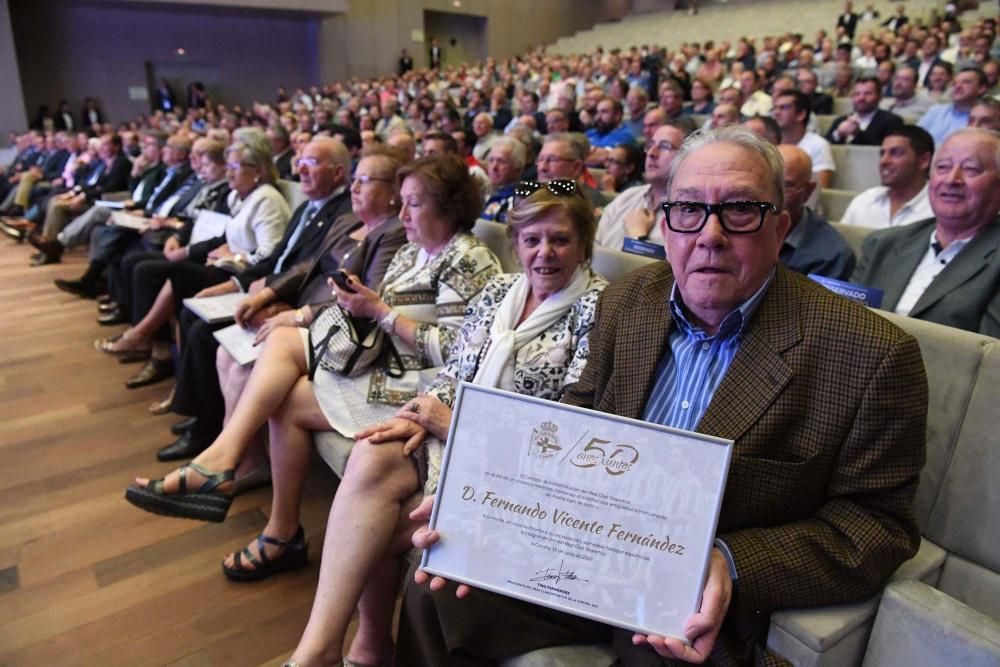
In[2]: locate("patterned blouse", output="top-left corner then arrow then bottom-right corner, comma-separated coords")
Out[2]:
420,269 -> 607,492
366,232 -> 501,405
425,270 -> 608,407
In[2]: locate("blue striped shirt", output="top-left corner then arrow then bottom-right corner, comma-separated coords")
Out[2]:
642,271 -> 775,431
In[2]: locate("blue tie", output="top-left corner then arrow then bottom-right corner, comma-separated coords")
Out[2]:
273,202 -> 319,274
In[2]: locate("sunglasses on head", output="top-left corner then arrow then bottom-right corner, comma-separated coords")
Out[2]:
513,180 -> 579,200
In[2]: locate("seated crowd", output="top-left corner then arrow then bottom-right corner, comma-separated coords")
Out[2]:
1,3 -> 999,665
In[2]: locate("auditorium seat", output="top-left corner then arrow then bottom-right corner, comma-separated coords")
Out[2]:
277,179 -> 306,210
820,188 -> 859,222
815,114 -> 837,136
828,221 -> 872,261
829,146 -> 880,192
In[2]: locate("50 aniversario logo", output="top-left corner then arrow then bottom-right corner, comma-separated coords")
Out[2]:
529,421 -> 640,476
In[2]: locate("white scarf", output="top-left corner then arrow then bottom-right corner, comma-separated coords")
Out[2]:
473,266 -> 591,389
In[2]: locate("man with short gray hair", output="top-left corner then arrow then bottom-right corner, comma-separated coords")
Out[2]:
853,128 -> 1000,335
536,133 -> 608,209
481,137 -> 526,222
400,126 -> 926,666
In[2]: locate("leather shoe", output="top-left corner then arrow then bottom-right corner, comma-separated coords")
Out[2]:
171,416 -> 197,435
97,307 -> 127,325
0,218 -> 34,242
156,431 -> 210,462
54,278 -> 99,299
30,252 -> 61,266
28,235 -> 64,259
125,357 -> 174,389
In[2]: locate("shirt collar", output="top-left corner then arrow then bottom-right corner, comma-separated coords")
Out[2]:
669,267 -> 776,341
307,184 -> 347,215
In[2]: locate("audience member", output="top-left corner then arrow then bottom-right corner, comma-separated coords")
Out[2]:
774,90 -> 835,187
853,128 -> 1000,336
880,65 -> 935,122
827,77 -> 904,145
777,144 -> 855,279
840,126 -> 936,229
918,67 -> 989,145
401,126 -> 926,667
482,136 -> 527,222
596,122 -> 687,250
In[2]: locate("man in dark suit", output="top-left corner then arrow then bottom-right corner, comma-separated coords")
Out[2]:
853,128 -> 1000,336
826,77 -> 904,145
29,132 -> 130,265
269,125 -> 294,180
796,68 -> 834,115
399,126 -> 926,665
836,1 -> 859,40
398,48 -> 414,76
429,37 -> 442,69
160,136 -> 356,461
882,3 -> 909,33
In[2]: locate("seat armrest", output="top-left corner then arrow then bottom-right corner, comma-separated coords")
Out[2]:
861,580 -> 1000,667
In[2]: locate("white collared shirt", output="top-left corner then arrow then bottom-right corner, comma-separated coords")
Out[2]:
839,184 -> 934,229
895,230 -> 972,315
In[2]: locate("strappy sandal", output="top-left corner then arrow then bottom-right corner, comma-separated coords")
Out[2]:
124,462 -> 234,523
222,525 -> 308,582
95,330 -> 151,359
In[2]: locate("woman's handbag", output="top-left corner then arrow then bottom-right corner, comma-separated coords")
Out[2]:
307,304 -> 404,380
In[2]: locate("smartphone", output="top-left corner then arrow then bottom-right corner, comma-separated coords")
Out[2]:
330,270 -> 356,293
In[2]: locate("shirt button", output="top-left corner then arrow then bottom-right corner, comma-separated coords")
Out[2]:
701,342 -> 710,351
681,400 -> 690,409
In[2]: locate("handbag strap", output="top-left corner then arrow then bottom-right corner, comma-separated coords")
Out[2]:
307,319 -> 341,382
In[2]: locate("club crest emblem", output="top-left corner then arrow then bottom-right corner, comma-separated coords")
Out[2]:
528,420 -> 561,459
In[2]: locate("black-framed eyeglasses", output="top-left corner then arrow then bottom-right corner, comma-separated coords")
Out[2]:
660,200 -> 778,234
513,179 -> 579,200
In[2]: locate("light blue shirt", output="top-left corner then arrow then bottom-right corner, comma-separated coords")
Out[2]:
917,103 -> 971,146
642,270 -> 775,431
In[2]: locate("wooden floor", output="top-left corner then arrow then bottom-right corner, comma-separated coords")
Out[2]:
0,240 -> 344,666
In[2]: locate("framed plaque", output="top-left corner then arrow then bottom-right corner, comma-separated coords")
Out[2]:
421,383 -> 734,641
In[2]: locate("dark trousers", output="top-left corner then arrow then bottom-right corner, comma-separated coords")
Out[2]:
113,249 -> 160,313
394,557 -> 617,667
130,258 -> 229,341
171,307 -> 227,442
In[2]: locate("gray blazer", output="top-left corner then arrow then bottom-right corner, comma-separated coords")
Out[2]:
852,217 -> 1000,337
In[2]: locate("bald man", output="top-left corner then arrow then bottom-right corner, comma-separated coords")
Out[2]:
778,145 -> 856,280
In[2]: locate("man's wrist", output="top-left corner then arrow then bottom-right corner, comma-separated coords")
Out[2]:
714,538 -> 738,580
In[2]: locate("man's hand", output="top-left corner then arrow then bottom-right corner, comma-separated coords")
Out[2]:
410,495 -> 473,598
835,116 -> 859,140
234,287 -> 277,328
163,237 -> 187,261
632,547 -> 732,663
623,208 -> 656,239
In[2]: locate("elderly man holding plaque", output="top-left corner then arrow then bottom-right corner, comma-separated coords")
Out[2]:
402,126 -> 928,665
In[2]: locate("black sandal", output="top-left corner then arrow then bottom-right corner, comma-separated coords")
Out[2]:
124,462 -> 235,523
222,525 -> 308,582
